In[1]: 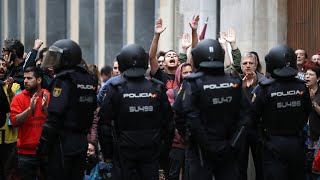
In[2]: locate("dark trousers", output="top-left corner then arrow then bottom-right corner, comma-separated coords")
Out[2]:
159,146 -> 170,179
17,154 -> 40,180
46,144 -> 86,180
168,148 -> 185,180
185,145 -> 240,180
0,143 -> 16,180
238,128 -> 263,180
263,136 -> 305,180
112,158 -> 159,180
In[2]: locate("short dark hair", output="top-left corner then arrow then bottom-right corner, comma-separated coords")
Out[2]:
100,65 -> 112,76
39,47 -> 48,59
24,66 -> 43,79
4,39 -> 24,58
156,51 -> 166,59
164,50 -> 177,56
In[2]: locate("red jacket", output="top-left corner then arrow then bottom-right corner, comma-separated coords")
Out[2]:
10,89 -> 50,154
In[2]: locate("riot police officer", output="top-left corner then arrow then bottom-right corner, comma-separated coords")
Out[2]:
173,39 -> 249,180
252,44 -> 311,180
37,39 -> 97,180
98,43 -> 173,180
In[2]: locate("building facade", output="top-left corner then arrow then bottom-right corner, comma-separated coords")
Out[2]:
1,0 -> 317,72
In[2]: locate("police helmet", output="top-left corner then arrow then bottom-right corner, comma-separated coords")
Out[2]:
265,44 -> 297,78
117,44 -> 148,78
191,39 -> 224,69
41,39 -> 82,71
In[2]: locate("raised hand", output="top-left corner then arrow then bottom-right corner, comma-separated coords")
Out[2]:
3,52 -> 11,62
154,18 -> 166,34
189,15 -> 200,30
5,77 -> 14,94
181,33 -> 192,51
218,32 -> 227,50
225,27 -> 236,43
33,39 -> 44,50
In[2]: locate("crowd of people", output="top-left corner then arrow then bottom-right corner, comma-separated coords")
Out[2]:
0,15 -> 320,180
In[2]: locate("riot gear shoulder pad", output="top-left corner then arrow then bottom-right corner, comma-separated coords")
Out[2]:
186,72 -> 204,80
296,78 -> 307,84
55,69 -> 74,79
110,77 -> 126,87
259,78 -> 275,86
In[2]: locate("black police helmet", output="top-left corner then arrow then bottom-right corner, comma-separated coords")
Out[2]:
53,39 -> 82,67
42,39 -> 82,71
265,44 -> 297,78
191,39 -> 224,69
117,44 -> 148,78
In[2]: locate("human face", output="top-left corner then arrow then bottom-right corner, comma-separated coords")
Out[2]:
0,59 -> 8,79
312,54 -> 320,64
24,72 -> 40,93
241,57 -> 256,75
164,51 -> 179,68
181,65 -> 192,80
305,69 -> 319,88
1,48 -> 10,56
295,49 -> 307,66
112,61 -> 120,76
87,143 -> 95,157
158,56 -> 165,70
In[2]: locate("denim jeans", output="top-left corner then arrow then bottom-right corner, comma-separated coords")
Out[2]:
17,154 -> 40,180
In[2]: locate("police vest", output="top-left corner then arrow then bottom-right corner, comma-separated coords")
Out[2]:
57,69 -> 97,133
110,77 -> 165,147
260,78 -> 310,135
187,72 -> 243,139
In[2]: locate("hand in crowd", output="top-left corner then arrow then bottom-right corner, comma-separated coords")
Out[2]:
189,15 -> 199,31
5,77 -> 14,95
225,28 -> 237,49
218,32 -> 228,50
30,92 -> 39,111
154,18 -> 166,35
33,39 -> 44,51
3,52 -> 13,66
225,28 -> 236,43
41,92 -> 49,112
310,88 -> 316,101
181,33 -> 191,53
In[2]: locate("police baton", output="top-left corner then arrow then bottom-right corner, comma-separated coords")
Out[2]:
231,126 -> 245,148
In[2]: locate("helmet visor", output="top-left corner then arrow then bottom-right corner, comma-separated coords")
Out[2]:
41,46 -> 63,70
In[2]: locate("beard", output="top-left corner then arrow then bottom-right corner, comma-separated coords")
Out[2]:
25,85 -> 38,94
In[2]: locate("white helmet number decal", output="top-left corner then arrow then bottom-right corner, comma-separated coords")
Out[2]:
209,46 -> 214,53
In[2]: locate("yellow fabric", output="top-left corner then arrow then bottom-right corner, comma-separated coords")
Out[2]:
0,83 -> 20,144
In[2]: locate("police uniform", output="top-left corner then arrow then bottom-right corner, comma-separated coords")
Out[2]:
37,39 -> 97,180
173,39 -> 249,180
98,44 -> 173,180
252,44 -> 312,180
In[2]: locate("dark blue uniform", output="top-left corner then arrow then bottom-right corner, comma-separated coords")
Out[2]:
39,66 -> 97,180
173,70 -> 249,180
252,78 -> 311,180
98,76 -> 173,180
